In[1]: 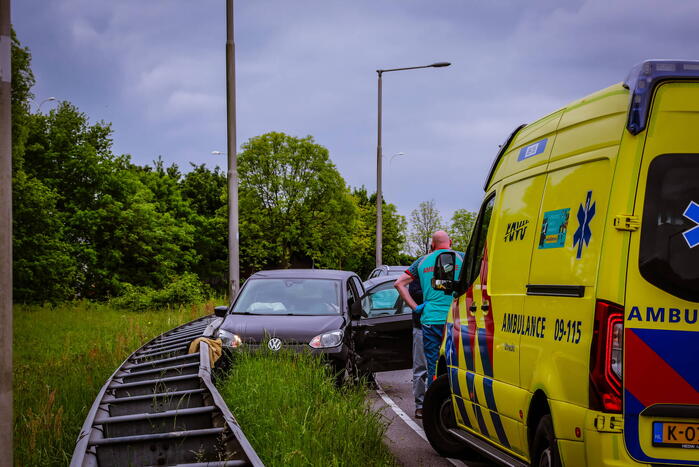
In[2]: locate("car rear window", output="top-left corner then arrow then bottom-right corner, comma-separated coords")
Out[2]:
639,154 -> 699,302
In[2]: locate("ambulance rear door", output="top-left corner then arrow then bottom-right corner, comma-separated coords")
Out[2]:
623,66 -> 699,465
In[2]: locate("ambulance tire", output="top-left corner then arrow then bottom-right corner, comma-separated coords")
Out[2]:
532,415 -> 562,467
423,374 -> 468,457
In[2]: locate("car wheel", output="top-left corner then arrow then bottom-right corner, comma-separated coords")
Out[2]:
423,374 -> 468,457
531,415 -> 562,467
335,354 -> 358,387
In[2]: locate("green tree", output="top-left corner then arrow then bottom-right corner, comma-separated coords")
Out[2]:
408,200 -> 444,256
237,132 -> 358,273
346,187 -> 407,279
11,31 -> 206,302
12,171 -> 78,302
181,164 -> 228,292
19,102 -> 198,299
449,208 -> 477,252
10,28 -> 82,302
181,163 -> 227,217
10,27 -> 34,170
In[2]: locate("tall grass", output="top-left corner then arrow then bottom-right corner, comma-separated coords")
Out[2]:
217,349 -> 395,467
13,300 -> 215,467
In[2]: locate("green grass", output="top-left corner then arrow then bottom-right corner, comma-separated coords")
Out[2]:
216,349 -> 395,467
13,300 -> 215,467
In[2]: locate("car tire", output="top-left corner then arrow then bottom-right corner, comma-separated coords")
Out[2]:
423,373 -> 468,457
531,414 -> 562,467
335,354 -> 358,387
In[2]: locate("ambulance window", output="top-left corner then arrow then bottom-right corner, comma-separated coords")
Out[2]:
639,154 -> 699,302
465,194 -> 496,286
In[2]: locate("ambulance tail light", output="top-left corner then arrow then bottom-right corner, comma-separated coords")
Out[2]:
589,300 -> 623,413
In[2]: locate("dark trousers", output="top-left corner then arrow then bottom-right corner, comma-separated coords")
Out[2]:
422,323 -> 444,390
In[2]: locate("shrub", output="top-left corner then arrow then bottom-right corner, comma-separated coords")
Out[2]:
110,273 -> 210,311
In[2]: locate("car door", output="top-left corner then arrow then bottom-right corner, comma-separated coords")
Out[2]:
352,279 -> 413,373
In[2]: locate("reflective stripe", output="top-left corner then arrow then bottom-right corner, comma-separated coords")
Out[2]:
454,396 -> 472,429
483,378 -> 510,448
477,328 -> 493,377
466,372 -> 490,437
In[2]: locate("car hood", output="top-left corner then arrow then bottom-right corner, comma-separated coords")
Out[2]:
218,314 -> 346,344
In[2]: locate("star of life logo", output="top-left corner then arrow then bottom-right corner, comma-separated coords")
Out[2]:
683,200 -> 699,248
573,191 -> 596,259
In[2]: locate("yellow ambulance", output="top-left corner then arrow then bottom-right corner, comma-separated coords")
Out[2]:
422,60 -> 699,466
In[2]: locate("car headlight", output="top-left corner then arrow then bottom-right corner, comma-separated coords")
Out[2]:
309,330 -> 343,349
217,329 -> 243,348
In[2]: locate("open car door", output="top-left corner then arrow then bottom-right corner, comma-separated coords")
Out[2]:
352,280 -> 413,373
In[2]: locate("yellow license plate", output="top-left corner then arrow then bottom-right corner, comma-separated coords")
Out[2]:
653,422 -> 699,448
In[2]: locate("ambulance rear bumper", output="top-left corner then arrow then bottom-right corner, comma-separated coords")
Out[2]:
577,430 -> 647,467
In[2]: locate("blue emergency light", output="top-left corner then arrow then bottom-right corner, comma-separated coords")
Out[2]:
624,60 -> 699,135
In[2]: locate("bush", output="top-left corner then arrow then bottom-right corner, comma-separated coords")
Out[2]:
110,272 -> 210,311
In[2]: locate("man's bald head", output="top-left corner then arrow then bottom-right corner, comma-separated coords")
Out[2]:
431,230 -> 452,250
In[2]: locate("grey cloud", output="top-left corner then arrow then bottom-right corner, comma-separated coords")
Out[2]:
14,0 -> 699,222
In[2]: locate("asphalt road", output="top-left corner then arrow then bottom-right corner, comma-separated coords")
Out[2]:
371,369 -> 494,467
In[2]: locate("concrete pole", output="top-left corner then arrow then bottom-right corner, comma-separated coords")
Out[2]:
0,0 -> 12,463
226,0 -> 239,304
375,71 -> 383,268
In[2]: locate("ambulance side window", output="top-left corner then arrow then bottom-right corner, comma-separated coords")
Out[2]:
465,194 -> 496,286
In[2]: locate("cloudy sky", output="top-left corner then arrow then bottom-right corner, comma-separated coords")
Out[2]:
12,0 -> 699,222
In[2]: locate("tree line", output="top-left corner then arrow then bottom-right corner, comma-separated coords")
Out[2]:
10,31 -> 409,304
10,31 -> 474,304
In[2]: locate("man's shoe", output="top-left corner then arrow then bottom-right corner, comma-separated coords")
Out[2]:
415,408 -> 423,419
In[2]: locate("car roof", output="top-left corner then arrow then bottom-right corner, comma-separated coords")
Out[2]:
248,269 -> 357,280
386,265 -> 408,273
373,265 -> 408,271
363,275 -> 397,290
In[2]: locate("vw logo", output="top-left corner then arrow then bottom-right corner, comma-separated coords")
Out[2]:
268,338 -> 282,351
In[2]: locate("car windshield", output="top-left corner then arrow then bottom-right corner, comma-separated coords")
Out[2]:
232,278 -> 342,315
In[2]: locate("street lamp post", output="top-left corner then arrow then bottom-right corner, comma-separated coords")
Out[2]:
225,0 -> 239,304
34,96 -> 56,113
389,152 -> 406,166
375,62 -> 451,267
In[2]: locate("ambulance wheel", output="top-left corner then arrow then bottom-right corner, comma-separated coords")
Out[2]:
423,374 -> 467,457
532,415 -> 562,467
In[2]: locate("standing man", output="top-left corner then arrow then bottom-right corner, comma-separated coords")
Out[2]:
408,274 -> 426,419
395,231 -> 463,397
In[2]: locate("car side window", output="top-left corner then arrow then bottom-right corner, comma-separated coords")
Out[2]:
346,281 -> 357,309
361,282 -> 402,318
351,277 -> 364,297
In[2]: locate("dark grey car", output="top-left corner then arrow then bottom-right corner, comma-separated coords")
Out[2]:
212,269 -> 413,381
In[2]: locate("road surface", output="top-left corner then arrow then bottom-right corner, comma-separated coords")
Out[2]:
371,369 -> 494,467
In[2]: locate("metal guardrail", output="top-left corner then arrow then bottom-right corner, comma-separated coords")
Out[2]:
70,315 -> 264,467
